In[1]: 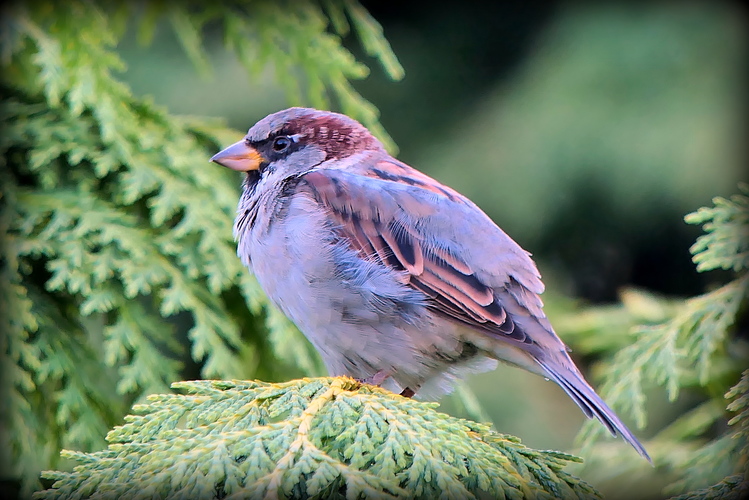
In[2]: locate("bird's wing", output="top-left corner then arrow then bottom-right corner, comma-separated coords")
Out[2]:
298,160 -> 552,347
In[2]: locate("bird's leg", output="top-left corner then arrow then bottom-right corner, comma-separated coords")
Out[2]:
356,371 -> 418,398
357,370 -> 391,387
400,387 -> 416,398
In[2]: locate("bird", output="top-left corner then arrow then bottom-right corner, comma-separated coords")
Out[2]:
210,107 -> 650,461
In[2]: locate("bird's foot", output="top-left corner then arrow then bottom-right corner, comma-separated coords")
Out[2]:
356,370 -> 391,387
355,372 -> 417,398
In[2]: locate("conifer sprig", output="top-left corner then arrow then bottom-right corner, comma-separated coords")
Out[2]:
557,186 -> 749,497
34,378 -> 600,500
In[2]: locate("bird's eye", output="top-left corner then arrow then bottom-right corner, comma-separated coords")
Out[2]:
272,136 -> 291,152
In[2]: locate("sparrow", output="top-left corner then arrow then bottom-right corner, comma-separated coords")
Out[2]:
211,107 -> 650,460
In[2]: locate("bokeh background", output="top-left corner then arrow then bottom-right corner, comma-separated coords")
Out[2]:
6,1 -> 746,498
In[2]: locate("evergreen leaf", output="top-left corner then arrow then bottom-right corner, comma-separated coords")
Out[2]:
685,183 -> 749,273
344,0 -> 405,80
167,6 -> 212,77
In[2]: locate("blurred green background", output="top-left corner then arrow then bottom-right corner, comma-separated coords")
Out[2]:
112,1 -> 745,496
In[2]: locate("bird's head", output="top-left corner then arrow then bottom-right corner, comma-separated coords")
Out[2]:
210,107 -> 384,184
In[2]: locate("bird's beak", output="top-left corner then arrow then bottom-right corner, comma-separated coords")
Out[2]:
210,140 -> 266,172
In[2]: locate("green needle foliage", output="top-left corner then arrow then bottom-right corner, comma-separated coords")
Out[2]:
33,377 -> 600,500
554,185 -> 749,498
0,0 -> 403,494
669,369 -> 749,500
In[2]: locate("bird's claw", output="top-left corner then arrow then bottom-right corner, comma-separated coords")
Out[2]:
356,370 -> 391,387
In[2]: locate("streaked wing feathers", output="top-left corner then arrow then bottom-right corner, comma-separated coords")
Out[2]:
300,167 -> 531,343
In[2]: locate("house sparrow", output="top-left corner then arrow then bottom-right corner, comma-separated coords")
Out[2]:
211,107 -> 650,460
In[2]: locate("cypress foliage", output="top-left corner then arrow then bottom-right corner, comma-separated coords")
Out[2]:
0,1 -> 403,494
34,378 -> 600,499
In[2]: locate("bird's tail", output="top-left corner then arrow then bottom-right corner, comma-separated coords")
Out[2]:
536,356 -> 652,463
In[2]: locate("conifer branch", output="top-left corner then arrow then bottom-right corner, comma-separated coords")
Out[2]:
556,186 -> 748,497
34,378 -> 600,500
